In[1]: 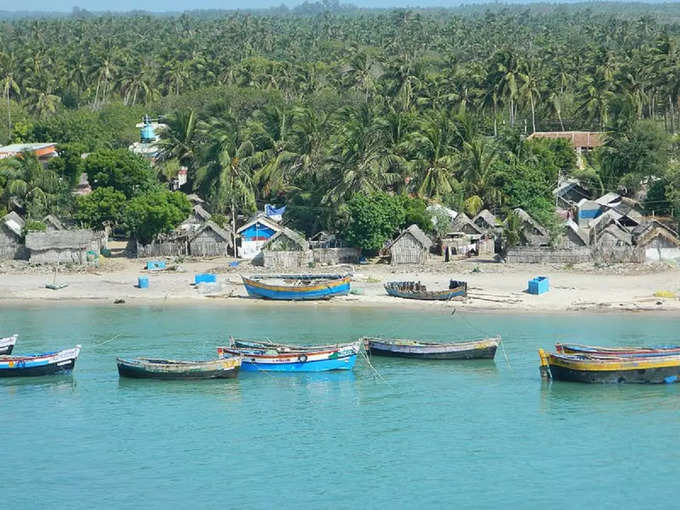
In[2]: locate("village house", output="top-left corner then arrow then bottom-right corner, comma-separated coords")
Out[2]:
527,131 -> 604,168
180,204 -> 212,232
633,221 -> 680,263
188,221 -> 232,257
590,212 -> 632,247
258,226 -> 312,268
0,211 -> 26,259
309,232 -> 361,264
42,215 -> 65,232
25,229 -> 107,264
0,143 -> 58,163
450,212 -> 484,235
135,231 -> 188,258
554,180 -> 591,210
236,215 -> 283,259
472,209 -> 500,233
513,208 -> 549,246
387,224 -> 432,265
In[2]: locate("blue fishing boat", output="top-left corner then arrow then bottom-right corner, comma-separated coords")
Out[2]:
0,345 -> 81,377
217,340 -> 360,372
241,274 -> 351,300
384,280 -> 467,301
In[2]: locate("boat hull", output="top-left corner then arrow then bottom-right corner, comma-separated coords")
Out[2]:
117,359 -> 240,380
219,342 -> 360,372
557,343 -> 680,357
243,275 -> 350,301
366,338 -> 498,359
240,355 -> 357,372
384,281 -> 467,301
0,346 -> 81,377
539,349 -> 680,384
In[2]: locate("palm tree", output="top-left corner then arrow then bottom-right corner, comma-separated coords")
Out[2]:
157,110 -> 200,184
460,137 -> 501,212
195,119 -> 256,243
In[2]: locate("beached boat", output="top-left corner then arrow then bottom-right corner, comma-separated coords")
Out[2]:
242,274 -> 351,300
0,334 -> 18,355
217,341 -> 361,372
538,349 -> 680,384
384,280 -> 467,300
365,337 -> 500,359
117,356 -> 241,380
0,346 -> 81,377
556,342 -> 680,357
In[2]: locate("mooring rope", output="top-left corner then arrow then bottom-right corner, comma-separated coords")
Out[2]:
452,308 -> 512,369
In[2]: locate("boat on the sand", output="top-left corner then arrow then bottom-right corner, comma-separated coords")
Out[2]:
117,356 -> 241,380
384,280 -> 467,301
0,346 -> 81,377
242,274 -> 351,300
365,337 -> 500,359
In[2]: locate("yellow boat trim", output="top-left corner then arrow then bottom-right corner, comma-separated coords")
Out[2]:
243,276 -> 350,293
547,353 -> 680,371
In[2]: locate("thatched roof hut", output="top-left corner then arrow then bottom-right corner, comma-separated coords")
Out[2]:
0,211 -> 26,259
512,208 -> 549,246
181,204 -> 212,232
472,209 -> 499,232
26,229 -> 105,264
590,212 -> 632,247
42,215 -> 65,231
387,224 -> 432,265
451,212 -> 483,235
633,221 -> 680,262
189,221 -> 232,257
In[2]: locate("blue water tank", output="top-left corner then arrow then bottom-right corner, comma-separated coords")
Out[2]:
140,123 -> 155,143
138,277 -> 149,289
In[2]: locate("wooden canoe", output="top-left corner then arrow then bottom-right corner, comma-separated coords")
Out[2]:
0,346 -> 81,377
539,349 -> 680,384
556,342 -> 680,357
365,337 -> 499,359
231,338 -> 359,353
117,356 -> 241,379
0,334 -> 17,355
242,274 -> 351,300
217,341 -> 361,372
384,280 -> 467,301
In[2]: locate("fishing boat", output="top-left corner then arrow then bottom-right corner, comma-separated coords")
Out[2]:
242,274 -> 351,300
0,334 -> 17,355
538,349 -> 680,384
231,338 -> 358,352
365,337 -> 500,359
217,341 -> 361,372
384,280 -> 467,301
556,342 -> 680,357
117,356 -> 241,380
0,346 -> 81,377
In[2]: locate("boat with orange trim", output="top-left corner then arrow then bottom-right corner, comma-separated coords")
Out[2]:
241,274 -> 351,300
538,348 -> 680,384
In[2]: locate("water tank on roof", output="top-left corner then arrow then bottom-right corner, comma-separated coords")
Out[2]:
140,115 -> 155,143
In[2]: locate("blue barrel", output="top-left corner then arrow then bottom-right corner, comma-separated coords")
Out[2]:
138,277 -> 149,289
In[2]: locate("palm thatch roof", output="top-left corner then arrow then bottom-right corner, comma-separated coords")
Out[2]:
450,212 -> 483,235
186,194 -> 205,204
512,208 -> 548,237
2,211 -> 24,237
190,221 -> 232,246
633,221 -> 680,247
193,205 -> 212,221
387,224 -> 433,250
25,230 -> 96,251
42,215 -> 65,230
262,225 -> 309,250
472,209 -> 499,231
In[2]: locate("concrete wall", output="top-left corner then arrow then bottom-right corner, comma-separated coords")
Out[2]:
312,247 -> 361,265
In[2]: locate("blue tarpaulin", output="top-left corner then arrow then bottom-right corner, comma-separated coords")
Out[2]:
265,204 -> 286,219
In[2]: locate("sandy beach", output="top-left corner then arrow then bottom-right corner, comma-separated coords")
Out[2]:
1,255 -> 679,313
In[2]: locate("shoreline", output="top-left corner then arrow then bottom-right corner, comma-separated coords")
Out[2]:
1,256 -> 679,314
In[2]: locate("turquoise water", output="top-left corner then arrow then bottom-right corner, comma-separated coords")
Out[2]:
2,304 -> 680,509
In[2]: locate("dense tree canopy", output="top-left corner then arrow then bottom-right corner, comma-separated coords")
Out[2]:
1,3 -> 679,235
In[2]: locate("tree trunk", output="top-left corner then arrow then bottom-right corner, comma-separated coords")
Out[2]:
231,202 -> 237,258
6,90 -> 11,140
530,94 -> 536,133
669,95 -> 675,134
493,102 -> 497,137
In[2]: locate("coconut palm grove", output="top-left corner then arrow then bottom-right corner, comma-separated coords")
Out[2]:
1,2 -> 680,248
